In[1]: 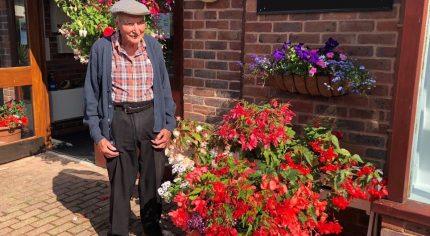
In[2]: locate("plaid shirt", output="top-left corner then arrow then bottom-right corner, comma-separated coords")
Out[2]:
111,31 -> 154,102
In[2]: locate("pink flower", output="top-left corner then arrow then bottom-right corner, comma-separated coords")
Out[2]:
309,67 -> 317,76
326,52 -> 334,58
340,53 -> 347,61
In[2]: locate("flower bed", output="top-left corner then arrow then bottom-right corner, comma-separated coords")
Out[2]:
247,38 -> 376,95
160,100 -> 387,235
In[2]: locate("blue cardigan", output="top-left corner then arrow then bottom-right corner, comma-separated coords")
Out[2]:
83,35 -> 176,144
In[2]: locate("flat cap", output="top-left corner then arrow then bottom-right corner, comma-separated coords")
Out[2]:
110,0 -> 150,16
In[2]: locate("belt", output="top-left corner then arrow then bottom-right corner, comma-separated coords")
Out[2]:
113,100 -> 153,114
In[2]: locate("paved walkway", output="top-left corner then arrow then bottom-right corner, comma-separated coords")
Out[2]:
0,152 -> 180,236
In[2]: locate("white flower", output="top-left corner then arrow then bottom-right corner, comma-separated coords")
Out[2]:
196,125 -> 203,132
161,181 -> 171,191
173,130 -> 180,137
173,178 -> 181,183
79,29 -> 87,37
157,187 -> 165,196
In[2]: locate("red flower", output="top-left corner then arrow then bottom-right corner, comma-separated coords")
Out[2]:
317,221 -> 342,235
331,196 -> 349,210
173,192 -> 188,208
102,27 -> 114,37
168,208 -> 189,231
191,197 -> 208,218
212,182 -> 227,202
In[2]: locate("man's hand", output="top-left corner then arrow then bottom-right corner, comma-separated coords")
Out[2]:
151,129 -> 171,149
97,138 -> 119,158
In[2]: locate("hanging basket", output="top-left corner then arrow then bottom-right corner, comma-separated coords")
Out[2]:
272,74 -> 345,97
0,126 -> 22,145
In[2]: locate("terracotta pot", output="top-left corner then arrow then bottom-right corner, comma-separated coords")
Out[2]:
0,126 -> 22,145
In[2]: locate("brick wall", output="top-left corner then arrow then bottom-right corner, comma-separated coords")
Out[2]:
182,0 -> 244,123
243,0 -> 401,168
183,0 -> 401,168
381,216 -> 430,235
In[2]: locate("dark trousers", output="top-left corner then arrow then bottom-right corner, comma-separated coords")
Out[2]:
106,104 -> 165,236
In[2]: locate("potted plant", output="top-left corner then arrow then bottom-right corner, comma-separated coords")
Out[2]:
54,0 -> 175,63
247,38 -> 376,96
159,100 -> 387,235
0,100 -> 29,144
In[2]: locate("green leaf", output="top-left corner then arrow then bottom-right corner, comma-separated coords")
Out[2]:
331,135 -> 340,149
189,187 -> 202,196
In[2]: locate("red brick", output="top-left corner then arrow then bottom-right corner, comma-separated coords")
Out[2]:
377,21 -> 400,32
259,15 -> 289,22
229,81 -> 241,90
289,100 -> 314,113
232,0 -> 243,8
184,77 -> 205,87
184,112 -> 206,122
244,44 -> 272,54
216,71 -> 241,80
229,42 -> 242,50
192,88 -> 215,97
359,33 -> 397,45
335,95 -> 369,107
205,41 -> 227,50
370,84 -> 390,96
245,12 -> 258,21
218,31 -> 241,41
184,94 -> 205,105
206,79 -> 229,89
194,51 -> 216,59
321,12 -> 358,20
273,22 -> 303,32
219,10 -> 243,19
245,22 -> 272,32
289,13 -> 321,21
229,62 -> 242,72
242,85 -> 269,98
373,72 -> 395,84
230,20 -> 242,30
194,11 -> 217,20
370,98 -> 393,110
258,34 -> 286,44
195,31 -> 217,39
289,34 -> 320,44
376,47 -> 398,58
339,45 -> 374,57
339,21 -> 375,32
183,40 -> 204,50
245,0 -> 257,12
192,105 -> 216,116
245,34 -> 257,43
348,133 -> 386,148
349,108 -> 380,119
304,21 -> 337,32
207,61 -> 228,70
204,97 -> 232,107
217,51 -> 241,61
183,11 -> 193,20
184,59 -> 205,69
183,30 -> 193,39
359,58 -> 392,71
206,21 -> 229,29
206,0 -> 230,9
184,1 -> 205,9
183,20 -> 204,29
195,69 -> 217,78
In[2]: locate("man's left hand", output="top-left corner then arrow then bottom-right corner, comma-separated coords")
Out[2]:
151,129 -> 171,149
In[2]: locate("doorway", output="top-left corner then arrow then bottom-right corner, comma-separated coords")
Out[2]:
0,0 -> 50,164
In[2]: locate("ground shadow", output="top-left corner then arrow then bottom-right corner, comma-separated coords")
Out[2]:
53,168 -> 184,235
52,169 -> 141,235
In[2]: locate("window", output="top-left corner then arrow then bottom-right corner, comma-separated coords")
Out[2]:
410,7 -> 430,204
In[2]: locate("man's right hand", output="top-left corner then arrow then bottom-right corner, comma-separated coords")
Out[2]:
97,138 -> 119,158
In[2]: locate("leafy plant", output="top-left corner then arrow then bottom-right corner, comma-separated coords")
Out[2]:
0,100 -> 29,129
160,100 -> 387,235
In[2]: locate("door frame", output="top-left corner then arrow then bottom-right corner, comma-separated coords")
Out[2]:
0,0 -> 50,164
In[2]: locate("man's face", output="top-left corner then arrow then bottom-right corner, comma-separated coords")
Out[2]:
116,14 -> 146,46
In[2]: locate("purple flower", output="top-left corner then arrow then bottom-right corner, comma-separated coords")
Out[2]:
326,52 -> 334,59
272,49 -> 285,61
340,53 -> 347,61
321,37 -> 339,53
187,213 -> 205,235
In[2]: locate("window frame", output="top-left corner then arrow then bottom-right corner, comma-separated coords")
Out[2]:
372,0 -> 430,227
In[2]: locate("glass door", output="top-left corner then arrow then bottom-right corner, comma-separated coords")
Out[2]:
0,0 -> 50,164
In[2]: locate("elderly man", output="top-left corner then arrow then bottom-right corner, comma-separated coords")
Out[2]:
83,0 -> 176,235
